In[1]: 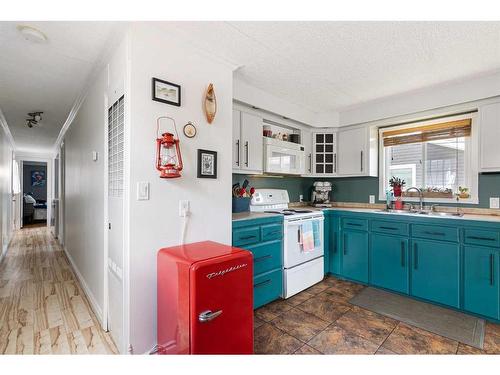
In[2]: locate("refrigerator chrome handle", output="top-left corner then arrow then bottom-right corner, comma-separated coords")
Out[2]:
198,309 -> 223,323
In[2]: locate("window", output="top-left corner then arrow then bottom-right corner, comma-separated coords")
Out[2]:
379,114 -> 478,203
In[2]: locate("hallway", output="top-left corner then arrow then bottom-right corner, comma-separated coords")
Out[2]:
0,227 -> 117,354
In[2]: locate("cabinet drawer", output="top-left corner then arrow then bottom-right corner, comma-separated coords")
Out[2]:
464,229 -> 500,248
412,224 -> 459,242
342,217 -> 368,231
371,220 -> 409,236
233,227 -> 260,247
261,223 -> 283,242
253,269 -> 282,309
246,241 -> 282,276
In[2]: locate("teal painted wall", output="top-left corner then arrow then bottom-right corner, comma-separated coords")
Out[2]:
233,173 -> 500,208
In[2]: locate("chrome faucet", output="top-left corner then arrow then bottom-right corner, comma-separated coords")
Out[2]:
406,187 -> 424,211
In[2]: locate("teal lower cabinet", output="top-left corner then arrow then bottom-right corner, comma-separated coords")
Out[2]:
232,216 -> 283,309
370,234 -> 409,294
341,229 -> 368,283
328,215 -> 341,275
464,246 -> 499,319
253,269 -> 283,309
410,239 -> 460,308
323,213 -> 331,275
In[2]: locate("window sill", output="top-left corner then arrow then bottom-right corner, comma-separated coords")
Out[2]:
378,194 -> 479,205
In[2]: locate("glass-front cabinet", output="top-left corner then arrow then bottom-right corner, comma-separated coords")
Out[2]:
313,132 -> 337,176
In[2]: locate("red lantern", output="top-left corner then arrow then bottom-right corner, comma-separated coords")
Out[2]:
156,116 -> 183,178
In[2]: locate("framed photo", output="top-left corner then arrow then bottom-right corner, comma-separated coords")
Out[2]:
152,77 -> 181,106
197,149 -> 217,179
31,171 -> 46,187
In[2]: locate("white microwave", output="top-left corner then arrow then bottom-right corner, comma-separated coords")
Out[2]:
263,137 -> 305,175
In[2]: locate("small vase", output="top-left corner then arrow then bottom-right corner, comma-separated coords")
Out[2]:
394,197 -> 403,210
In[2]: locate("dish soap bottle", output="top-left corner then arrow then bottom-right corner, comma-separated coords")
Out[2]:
385,190 -> 392,210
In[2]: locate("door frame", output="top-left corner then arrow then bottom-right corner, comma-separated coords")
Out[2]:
17,156 -> 52,229
103,91 -> 130,354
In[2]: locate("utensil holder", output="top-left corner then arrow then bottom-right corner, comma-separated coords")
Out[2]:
232,197 -> 251,213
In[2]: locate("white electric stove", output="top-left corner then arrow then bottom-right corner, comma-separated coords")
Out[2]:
250,189 -> 324,298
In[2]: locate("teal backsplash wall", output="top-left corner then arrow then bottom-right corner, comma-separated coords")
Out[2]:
233,173 -> 500,208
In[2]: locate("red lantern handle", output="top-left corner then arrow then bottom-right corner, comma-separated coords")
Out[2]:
156,116 -> 179,139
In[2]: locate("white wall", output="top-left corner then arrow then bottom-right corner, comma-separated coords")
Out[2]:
339,70 -> 500,126
62,38 -> 127,324
127,23 -> 234,354
0,124 -> 14,260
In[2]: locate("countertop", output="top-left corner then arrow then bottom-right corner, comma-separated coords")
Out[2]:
232,205 -> 500,223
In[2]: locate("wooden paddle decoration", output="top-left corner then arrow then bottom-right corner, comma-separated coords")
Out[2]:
204,83 -> 217,124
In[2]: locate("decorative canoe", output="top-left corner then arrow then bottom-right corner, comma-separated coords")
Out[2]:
204,83 -> 217,124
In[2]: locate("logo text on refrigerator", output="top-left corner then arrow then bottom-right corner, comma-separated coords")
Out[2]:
206,263 -> 248,279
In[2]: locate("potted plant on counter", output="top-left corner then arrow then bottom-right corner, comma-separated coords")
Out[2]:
389,176 -> 405,210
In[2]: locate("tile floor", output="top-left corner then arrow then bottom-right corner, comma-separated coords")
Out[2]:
254,276 -> 500,355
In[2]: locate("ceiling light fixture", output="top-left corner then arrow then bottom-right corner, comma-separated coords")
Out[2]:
16,25 -> 48,44
26,111 -> 43,128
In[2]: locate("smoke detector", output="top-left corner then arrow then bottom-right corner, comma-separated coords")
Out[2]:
17,25 -> 48,44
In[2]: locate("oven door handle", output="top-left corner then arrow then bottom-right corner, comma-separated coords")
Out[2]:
286,216 -> 324,224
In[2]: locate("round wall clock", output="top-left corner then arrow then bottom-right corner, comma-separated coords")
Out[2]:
183,122 -> 197,138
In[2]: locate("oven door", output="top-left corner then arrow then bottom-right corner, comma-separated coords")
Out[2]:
284,215 -> 324,269
264,144 -> 305,175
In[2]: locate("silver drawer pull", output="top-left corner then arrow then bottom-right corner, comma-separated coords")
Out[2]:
198,310 -> 223,323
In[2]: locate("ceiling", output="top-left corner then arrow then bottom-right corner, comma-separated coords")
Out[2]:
1,22 -> 499,153
164,21 -> 500,114
0,21 -> 122,153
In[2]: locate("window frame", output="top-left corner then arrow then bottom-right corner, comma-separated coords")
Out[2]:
378,113 -> 479,204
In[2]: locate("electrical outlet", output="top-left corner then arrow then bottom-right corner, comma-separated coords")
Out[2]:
179,200 -> 190,217
137,182 -> 150,200
490,197 -> 500,209
369,195 -> 375,204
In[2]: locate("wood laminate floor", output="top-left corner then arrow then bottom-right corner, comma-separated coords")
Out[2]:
0,227 -> 118,354
254,276 -> 500,355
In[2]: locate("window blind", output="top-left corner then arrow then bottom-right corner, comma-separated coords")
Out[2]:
382,118 -> 471,147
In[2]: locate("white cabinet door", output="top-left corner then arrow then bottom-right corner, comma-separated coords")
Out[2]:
337,127 -> 366,176
312,132 -> 337,176
480,102 -> 500,172
301,128 -> 313,175
232,109 -> 241,170
241,111 -> 263,173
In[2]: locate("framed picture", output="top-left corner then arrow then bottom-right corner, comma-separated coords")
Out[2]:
152,77 -> 181,106
197,149 -> 217,179
31,171 -> 46,187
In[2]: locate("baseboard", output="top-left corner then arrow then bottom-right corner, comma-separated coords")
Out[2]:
63,245 -> 103,325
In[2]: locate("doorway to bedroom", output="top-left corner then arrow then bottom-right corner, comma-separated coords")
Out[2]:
21,160 -> 48,228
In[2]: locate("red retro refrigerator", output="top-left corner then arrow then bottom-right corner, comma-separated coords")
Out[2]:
157,241 -> 253,354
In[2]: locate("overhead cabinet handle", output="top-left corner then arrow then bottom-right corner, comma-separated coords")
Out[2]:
334,153 -> 337,173
360,151 -> 363,172
309,153 -> 312,172
244,141 -> 249,166
236,139 -> 240,166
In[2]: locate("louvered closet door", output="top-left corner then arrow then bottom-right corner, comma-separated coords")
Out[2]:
107,95 -> 125,351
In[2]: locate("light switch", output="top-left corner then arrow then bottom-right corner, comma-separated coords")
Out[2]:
137,182 -> 150,200
490,197 -> 499,209
92,151 -> 98,162
369,195 -> 375,204
179,200 -> 190,217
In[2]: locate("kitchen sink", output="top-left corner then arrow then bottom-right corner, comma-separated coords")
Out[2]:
379,208 -> 464,217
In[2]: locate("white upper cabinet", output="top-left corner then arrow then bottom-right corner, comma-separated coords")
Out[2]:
479,102 -> 500,172
233,109 -> 263,174
337,126 -> 378,177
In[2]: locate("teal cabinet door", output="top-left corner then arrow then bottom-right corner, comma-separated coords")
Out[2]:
323,214 -> 330,275
329,216 -> 341,275
370,234 -> 409,294
411,239 -> 460,308
464,246 -> 499,319
341,229 -> 368,283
